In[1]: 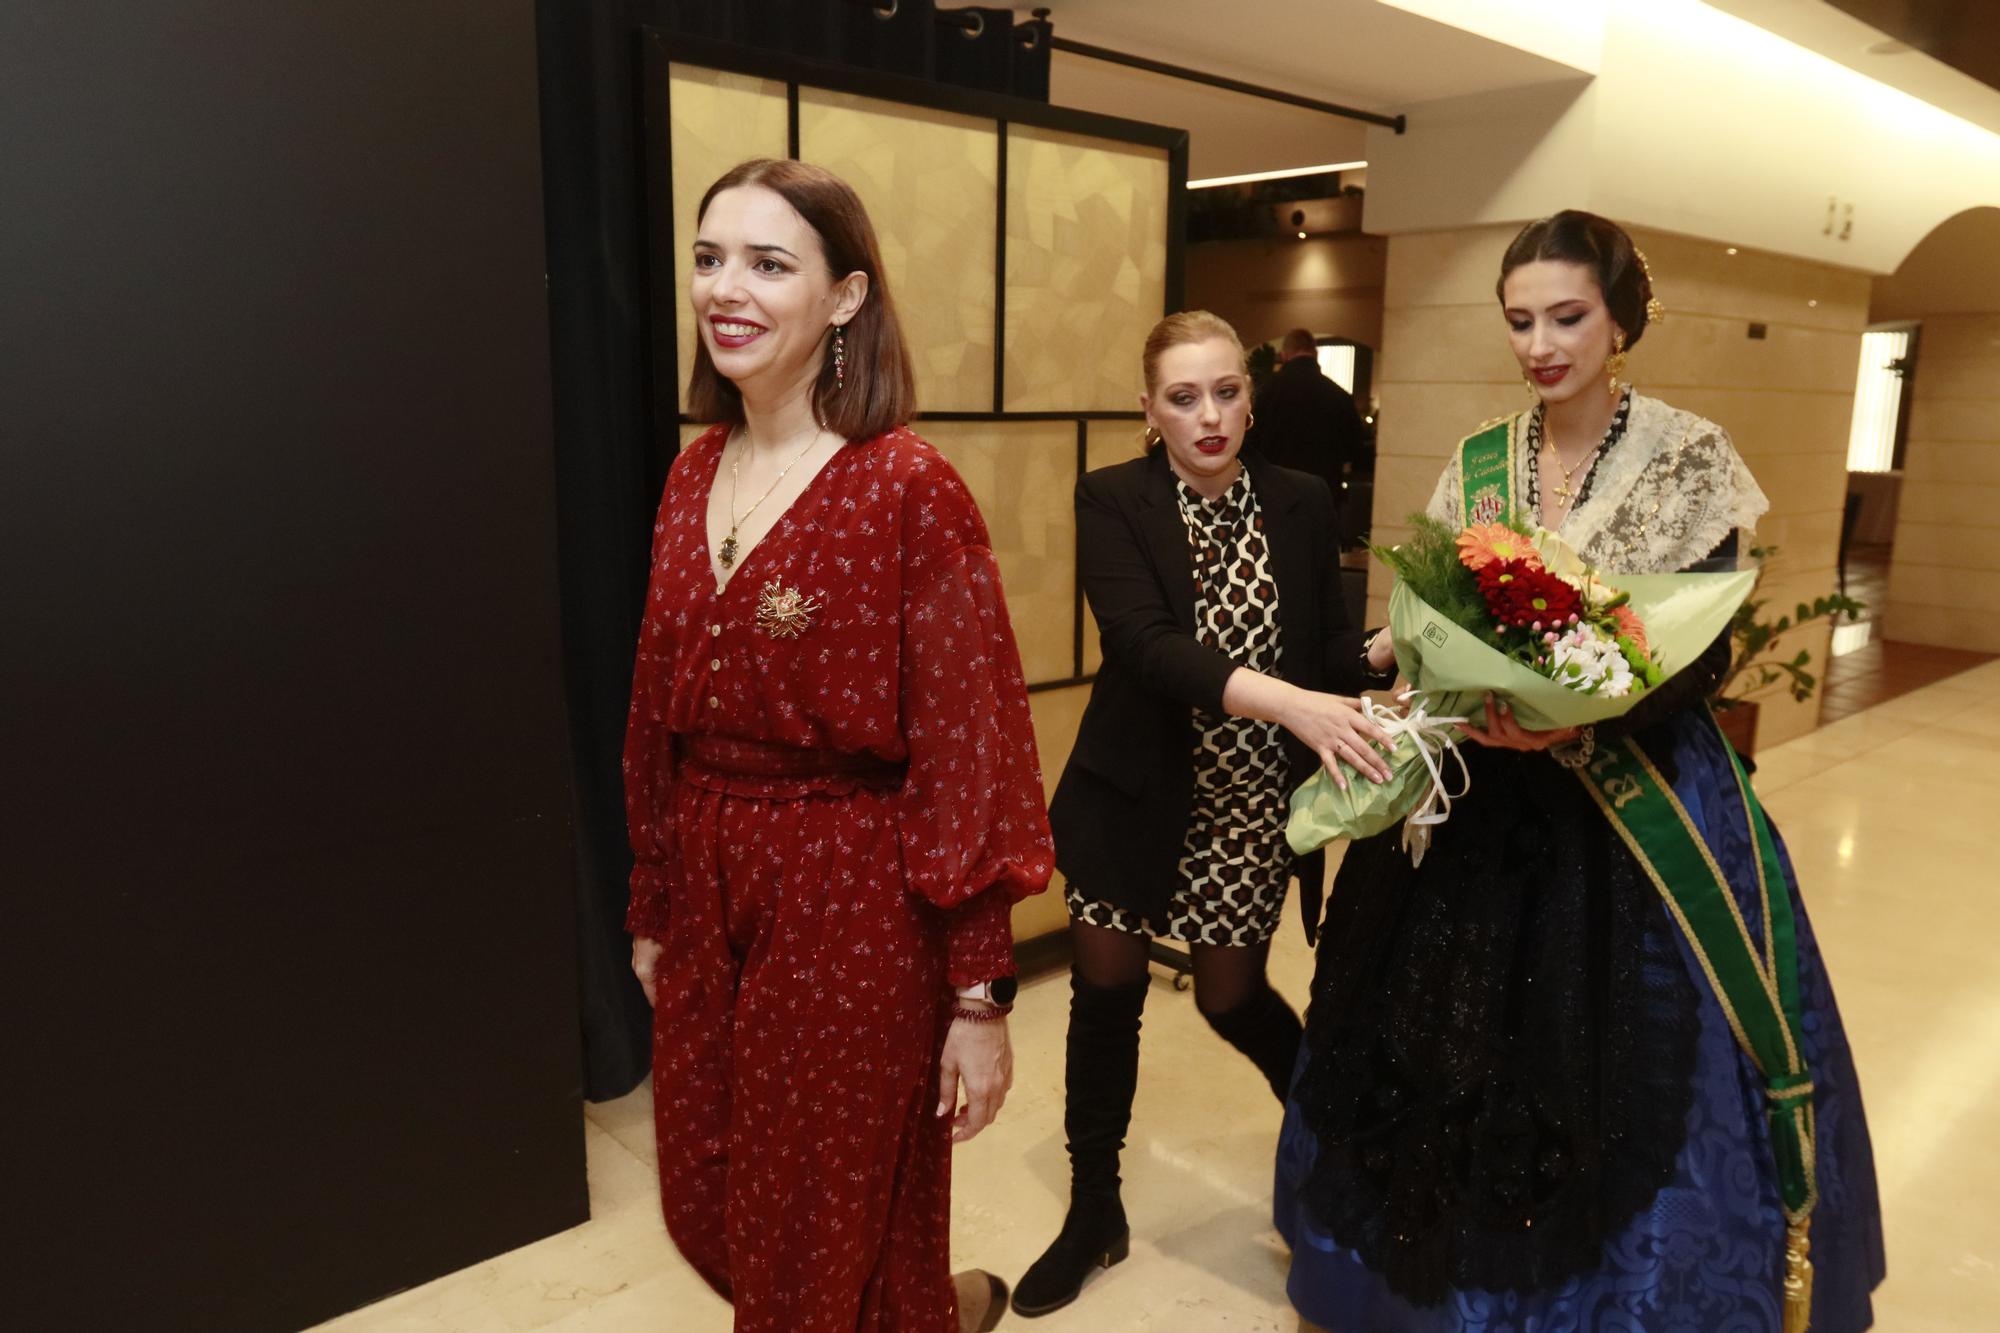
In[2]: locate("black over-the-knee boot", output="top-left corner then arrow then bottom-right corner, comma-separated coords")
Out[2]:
1011,972 -> 1147,1318
1201,982 -> 1303,1103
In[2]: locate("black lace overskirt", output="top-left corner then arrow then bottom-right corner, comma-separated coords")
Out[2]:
1292,739 -> 1702,1305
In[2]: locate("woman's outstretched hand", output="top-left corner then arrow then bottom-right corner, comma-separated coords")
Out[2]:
1458,693 -> 1579,752
938,1006 -> 1012,1144
1281,687 -> 1398,787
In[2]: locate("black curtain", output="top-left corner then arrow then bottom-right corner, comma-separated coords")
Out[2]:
538,0 -> 662,1101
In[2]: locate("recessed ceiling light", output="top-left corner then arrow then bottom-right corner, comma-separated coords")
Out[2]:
1808,299 -> 1819,307
1187,161 -> 1368,189
1726,247 -> 1738,255
1297,230 -> 1308,240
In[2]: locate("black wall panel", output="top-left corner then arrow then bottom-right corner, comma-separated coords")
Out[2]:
2,2 -> 586,1329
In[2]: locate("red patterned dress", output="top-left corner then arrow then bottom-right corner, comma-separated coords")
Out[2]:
623,424 -> 1054,1332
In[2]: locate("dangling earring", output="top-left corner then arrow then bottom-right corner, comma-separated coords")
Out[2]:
1604,329 -> 1628,400
1522,372 -> 1541,401
1142,424 -> 1163,450
831,324 -> 847,392
1634,248 -> 1667,326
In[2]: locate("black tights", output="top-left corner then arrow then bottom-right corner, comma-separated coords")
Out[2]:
1070,918 -> 1302,1101
1069,919 -> 1276,1016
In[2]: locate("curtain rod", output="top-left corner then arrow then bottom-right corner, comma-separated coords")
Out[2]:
1045,31 -> 1405,134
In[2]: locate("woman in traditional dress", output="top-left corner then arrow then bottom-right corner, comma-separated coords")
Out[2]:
623,158 -> 1053,1333
1276,211 -> 1885,1332
1014,311 -> 1400,1318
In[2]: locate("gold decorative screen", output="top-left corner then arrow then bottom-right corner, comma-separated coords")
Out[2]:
923,421 -> 1078,684
666,64 -> 788,407
798,90 -> 998,413
1004,125 -> 1170,413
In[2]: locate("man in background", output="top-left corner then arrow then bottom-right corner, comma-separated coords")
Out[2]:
1245,328 -> 1367,503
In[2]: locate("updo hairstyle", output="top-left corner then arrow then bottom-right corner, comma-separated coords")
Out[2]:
1496,210 -> 1659,349
1139,310 -> 1247,452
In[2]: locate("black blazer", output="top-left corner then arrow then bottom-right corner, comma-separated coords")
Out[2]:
1049,448 -> 1369,943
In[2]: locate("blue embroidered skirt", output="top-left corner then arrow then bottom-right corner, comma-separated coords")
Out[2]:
1276,714 -> 1885,1332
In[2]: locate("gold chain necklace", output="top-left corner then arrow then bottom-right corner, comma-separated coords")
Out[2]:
1546,437 -> 1600,507
1538,407 -> 1603,509
718,428 -> 822,572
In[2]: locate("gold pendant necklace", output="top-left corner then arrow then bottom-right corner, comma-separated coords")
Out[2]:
718,429 -> 821,572
1549,444 -> 1598,506
1541,411 -> 1600,509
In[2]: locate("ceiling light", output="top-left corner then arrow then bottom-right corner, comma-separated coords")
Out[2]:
1808,299 -> 1819,307
1297,230 -> 1308,239
1187,161 -> 1367,189
1726,246 -> 1738,255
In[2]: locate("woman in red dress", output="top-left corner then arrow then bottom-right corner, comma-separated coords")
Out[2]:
623,158 -> 1053,1333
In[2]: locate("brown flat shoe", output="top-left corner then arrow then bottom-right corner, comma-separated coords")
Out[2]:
953,1269 -> 1010,1333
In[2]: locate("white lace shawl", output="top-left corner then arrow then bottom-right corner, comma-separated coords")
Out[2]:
1423,392 -> 1770,573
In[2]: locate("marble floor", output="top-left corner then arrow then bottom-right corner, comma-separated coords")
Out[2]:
1819,545 -> 1996,724
314,661 -> 2000,1333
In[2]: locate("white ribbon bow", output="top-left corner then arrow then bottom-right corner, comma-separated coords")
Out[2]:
1361,690 -> 1471,867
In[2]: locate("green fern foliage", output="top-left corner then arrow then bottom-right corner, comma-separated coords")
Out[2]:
1370,513 -> 1530,642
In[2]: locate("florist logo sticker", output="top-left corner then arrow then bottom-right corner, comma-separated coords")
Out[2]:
1424,622 -> 1449,648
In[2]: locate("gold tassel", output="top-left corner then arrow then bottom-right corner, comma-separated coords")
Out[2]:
1782,1217 -> 1814,1333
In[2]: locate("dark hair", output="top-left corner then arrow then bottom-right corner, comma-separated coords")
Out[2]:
1280,327 -> 1316,358
1496,210 -> 1657,349
685,158 -> 916,440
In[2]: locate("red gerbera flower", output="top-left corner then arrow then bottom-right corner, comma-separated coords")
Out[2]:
1478,559 -> 1583,629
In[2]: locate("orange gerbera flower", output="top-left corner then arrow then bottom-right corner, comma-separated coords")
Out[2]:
1456,523 -> 1542,572
1610,603 -> 1648,655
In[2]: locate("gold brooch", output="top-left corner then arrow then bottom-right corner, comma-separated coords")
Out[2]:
754,579 -> 820,639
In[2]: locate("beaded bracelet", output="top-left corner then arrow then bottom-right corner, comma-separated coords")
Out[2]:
950,1003 -> 1011,1024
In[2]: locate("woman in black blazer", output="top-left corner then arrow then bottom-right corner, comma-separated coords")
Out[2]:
1013,312 -> 1399,1317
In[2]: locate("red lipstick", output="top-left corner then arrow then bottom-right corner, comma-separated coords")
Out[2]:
709,315 -> 769,349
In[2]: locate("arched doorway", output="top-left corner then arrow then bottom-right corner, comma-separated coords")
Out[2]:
1819,207 -> 2000,718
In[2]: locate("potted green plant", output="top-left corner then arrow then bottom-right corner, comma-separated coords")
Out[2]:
1712,545 -> 1864,756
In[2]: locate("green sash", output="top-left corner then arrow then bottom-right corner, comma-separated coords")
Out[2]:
1576,729 -> 1818,1329
1459,421 -> 1819,1328
1457,418 -> 1516,526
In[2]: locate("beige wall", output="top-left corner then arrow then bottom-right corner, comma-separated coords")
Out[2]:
1185,233 -> 1388,372
1368,224 -> 1868,748
1873,208 -> 2000,321
1362,0 -> 2000,275
1883,313 -> 2000,652
1873,208 -> 2000,652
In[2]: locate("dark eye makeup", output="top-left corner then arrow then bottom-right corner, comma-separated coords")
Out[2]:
1507,312 -> 1588,331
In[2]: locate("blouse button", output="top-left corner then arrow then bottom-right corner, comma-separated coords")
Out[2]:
708,696 -> 719,709
710,623 -> 722,637
710,658 -> 722,671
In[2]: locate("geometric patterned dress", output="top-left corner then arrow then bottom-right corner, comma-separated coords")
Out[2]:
1067,469 -> 1294,947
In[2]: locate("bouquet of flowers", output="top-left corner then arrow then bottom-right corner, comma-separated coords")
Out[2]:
1287,514 -> 1758,860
